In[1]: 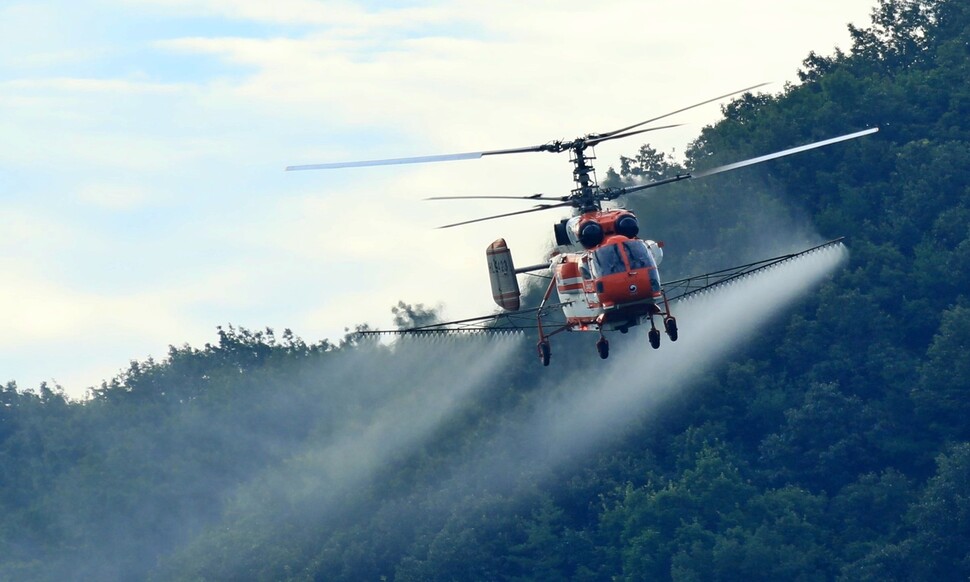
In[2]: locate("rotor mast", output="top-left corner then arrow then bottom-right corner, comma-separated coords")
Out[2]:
569,139 -> 600,214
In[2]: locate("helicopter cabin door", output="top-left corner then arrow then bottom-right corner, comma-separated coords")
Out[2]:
555,257 -> 599,322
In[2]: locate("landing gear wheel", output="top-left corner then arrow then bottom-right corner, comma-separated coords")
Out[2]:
538,341 -> 551,366
664,317 -> 678,342
649,328 -> 661,349
596,337 -> 610,359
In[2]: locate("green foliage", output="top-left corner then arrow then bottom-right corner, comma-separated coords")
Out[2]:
391,301 -> 440,329
842,444 -> 970,580
913,304 -> 970,438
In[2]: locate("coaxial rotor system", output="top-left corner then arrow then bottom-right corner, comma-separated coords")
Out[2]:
287,83 -> 877,228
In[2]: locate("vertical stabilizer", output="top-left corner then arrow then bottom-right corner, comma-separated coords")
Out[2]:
486,239 -> 521,311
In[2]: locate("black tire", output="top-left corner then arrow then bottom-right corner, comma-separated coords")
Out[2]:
597,338 -> 609,359
539,341 -> 551,366
649,329 -> 661,349
665,318 -> 678,342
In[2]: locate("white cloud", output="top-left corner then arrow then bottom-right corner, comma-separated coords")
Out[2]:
75,182 -> 156,210
0,259 -> 274,395
124,0 -> 468,28
0,3 -> 98,69
0,261 -> 211,345
0,209 -> 80,253
3,78 -> 185,94
146,0 -> 873,150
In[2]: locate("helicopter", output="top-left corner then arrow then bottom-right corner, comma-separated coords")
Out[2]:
287,84 -> 877,365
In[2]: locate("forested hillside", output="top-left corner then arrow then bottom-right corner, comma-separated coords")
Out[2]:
2,0 -> 969,579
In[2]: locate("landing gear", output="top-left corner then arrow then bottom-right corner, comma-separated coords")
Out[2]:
648,315 -> 662,349
664,317 -> 678,342
596,337 -> 610,359
538,341 -> 551,366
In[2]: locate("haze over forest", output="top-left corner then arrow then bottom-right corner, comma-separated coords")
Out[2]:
2,0 -> 970,579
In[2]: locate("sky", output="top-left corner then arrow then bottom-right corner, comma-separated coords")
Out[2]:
1,0 -> 877,399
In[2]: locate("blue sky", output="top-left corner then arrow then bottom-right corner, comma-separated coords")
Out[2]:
1,0 -> 876,398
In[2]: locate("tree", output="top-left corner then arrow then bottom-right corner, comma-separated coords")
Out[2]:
913,305 -> 970,439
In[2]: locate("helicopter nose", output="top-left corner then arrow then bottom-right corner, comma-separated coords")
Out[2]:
597,271 -> 655,304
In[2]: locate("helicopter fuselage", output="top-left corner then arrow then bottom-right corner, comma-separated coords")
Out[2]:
552,233 -> 664,332
487,208 -> 673,340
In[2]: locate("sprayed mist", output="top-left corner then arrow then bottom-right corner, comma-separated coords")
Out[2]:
155,333 -> 525,578
252,334 -> 523,509
155,244 -> 847,578
481,243 -> 848,473
342,242 -> 849,533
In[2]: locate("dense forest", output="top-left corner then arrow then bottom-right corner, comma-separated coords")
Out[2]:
3,0 -> 969,579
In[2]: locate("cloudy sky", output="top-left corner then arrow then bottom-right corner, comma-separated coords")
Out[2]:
1,0 -> 876,398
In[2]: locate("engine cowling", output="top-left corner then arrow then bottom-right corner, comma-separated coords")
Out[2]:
615,214 -> 639,238
555,212 -> 641,252
578,221 -> 604,248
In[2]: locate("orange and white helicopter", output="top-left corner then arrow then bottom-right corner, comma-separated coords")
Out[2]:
288,84 -> 876,365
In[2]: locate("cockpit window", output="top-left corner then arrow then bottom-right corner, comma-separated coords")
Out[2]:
593,243 -> 627,275
623,240 -> 657,270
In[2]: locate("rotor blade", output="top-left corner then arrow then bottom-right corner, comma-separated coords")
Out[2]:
425,193 -> 570,202
285,143 -> 552,171
287,152 -> 481,171
611,174 -> 693,196
617,127 -> 880,195
437,202 -> 574,229
691,127 -> 879,178
584,124 -> 683,147
595,82 -> 771,139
